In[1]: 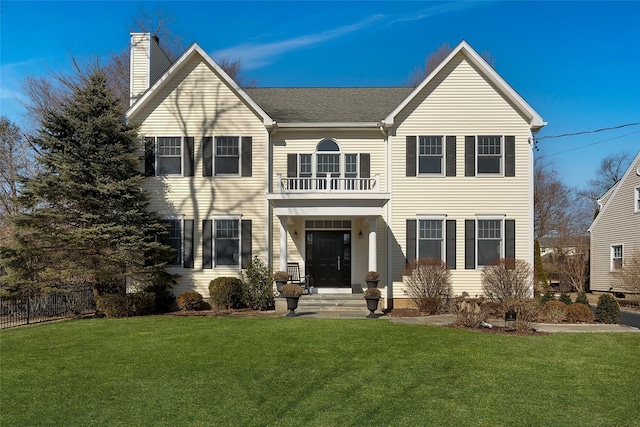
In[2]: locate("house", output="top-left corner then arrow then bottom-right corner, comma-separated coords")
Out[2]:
588,151 -> 640,293
539,236 -> 590,292
125,33 -> 546,308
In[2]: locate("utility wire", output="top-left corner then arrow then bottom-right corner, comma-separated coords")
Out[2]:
536,122 -> 640,141
538,130 -> 640,158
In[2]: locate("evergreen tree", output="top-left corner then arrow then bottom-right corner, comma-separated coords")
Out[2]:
0,69 -> 173,296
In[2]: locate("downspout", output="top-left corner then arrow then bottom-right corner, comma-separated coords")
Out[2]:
266,122 -> 278,272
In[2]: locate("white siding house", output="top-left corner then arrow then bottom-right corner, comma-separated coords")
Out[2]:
125,34 -> 546,307
589,152 -> 640,293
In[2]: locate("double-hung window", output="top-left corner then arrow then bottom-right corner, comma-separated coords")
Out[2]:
477,135 -> 502,174
611,245 -> 623,271
157,137 -> 182,175
419,136 -> 443,175
215,136 -> 240,175
163,219 -> 183,266
419,219 -> 443,260
635,187 -> 640,213
215,219 -> 240,266
477,219 -> 502,266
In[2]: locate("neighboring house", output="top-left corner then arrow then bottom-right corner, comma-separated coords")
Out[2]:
539,236 -> 590,291
125,33 -> 546,308
539,236 -> 590,258
589,151 -> 640,293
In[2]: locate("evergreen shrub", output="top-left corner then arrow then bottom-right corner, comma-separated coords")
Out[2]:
559,293 -> 572,305
575,292 -> 590,306
209,277 -> 244,310
540,290 -> 556,305
177,291 -> 204,311
595,294 -> 620,324
95,292 -> 155,318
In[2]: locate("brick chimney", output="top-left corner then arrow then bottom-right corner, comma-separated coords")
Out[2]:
129,33 -> 172,106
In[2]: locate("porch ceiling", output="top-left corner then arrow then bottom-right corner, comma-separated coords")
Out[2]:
267,193 -> 390,217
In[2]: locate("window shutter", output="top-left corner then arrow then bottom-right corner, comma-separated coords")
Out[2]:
287,154 -> 297,177
406,220 -> 416,265
505,219 -> 515,259
184,137 -> 195,177
241,220 -> 252,269
505,136 -> 515,177
465,220 -> 475,269
183,219 -> 194,268
144,137 -> 155,176
446,136 -> 456,177
446,220 -> 456,269
202,220 -> 212,269
241,136 -> 252,177
203,137 -> 213,177
465,136 -> 475,177
406,136 -> 416,177
360,153 -> 370,178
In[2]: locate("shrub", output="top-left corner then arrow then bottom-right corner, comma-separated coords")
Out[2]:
365,271 -> 380,281
364,288 -> 381,298
142,283 -> 175,313
540,301 -> 567,323
404,258 -> 452,313
575,292 -> 590,306
95,292 -> 155,318
505,298 -> 540,332
241,256 -> 275,311
177,291 -> 204,311
481,259 -> 533,306
566,303 -> 595,323
539,290 -> 556,305
450,297 -> 488,328
559,293 -> 572,305
280,283 -> 303,297
209,277 -> 244,310
481,300 -> 504,319
273,271 -> 289,282
595,294 -> 620,324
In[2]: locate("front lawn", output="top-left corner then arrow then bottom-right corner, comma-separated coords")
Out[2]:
1,317 -> 639,426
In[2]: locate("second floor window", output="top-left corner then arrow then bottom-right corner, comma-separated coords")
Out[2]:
215,137 -> 240,175
419,136 -> 443,174
157,137 -> 182,175
477,135 -> 502,174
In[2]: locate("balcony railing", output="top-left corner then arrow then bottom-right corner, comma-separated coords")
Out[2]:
277,174 -> 379,192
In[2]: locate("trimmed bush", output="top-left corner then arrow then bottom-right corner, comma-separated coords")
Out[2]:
595,294 -> 620,324
559,293 -> 572,305
481,259 -> 533,306
95,292 -> 155,318
540,301 -> 567,323
575,292 -> 590,306
209,277 -> 244,310
566,303 -> 595,323
404,258 -> 452,313
280,283 -> 303,297
177,291 -> 204,311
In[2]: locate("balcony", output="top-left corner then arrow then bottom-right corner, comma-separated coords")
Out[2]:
277,174 -> 380,193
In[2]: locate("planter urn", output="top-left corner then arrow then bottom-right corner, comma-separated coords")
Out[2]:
365,297 -> 380,318
285,295 -> 300,317
366,280 -> 379,289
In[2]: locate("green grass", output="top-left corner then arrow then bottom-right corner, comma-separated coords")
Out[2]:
1,317 -> 639,426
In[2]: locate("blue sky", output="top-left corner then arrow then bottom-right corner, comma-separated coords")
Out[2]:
1,1 -> 639,190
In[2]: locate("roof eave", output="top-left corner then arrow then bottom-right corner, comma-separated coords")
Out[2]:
276,122 -> 384,129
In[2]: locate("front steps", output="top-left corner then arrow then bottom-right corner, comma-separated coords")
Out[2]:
275,293 -> 385,315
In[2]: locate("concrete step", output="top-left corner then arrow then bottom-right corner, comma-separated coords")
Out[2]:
281,293 -> 383,313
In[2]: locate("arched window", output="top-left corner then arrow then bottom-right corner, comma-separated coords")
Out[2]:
317,139 -> 339,152
316,140 -> 340,188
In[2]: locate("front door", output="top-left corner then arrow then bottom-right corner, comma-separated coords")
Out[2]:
306,231 -> 351,287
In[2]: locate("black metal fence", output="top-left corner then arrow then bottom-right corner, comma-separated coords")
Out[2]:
0,284 -> 95,329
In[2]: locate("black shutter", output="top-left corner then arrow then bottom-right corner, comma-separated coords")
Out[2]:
406,220 -> 416,265
203,137 -> 213,177
184,137 -> 195,177
465,220 -> 475,269
241,136 -> 252,177
505,219 -> 515,259
446,220 -> 456,269
446,136 -> 456,177
360,153 -> 370,178
144,137 -> 155,176
406,136 -> 416,177
183,219 -> 194,268
465,136 -> 475,177
287,154 -> 297,177
202,219 -> 212,269
241,220 -> 252,269
505,136 -> 515,177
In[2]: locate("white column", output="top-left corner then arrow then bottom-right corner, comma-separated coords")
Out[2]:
368,218 -> 377,272
279,217 -> 288,272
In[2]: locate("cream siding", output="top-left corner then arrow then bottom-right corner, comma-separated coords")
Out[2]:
130,33 -> 150,104
590,153 -> 640,292
133,54 -> 267,296
390,53 -> 534,298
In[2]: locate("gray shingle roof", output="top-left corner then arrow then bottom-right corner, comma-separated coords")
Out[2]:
244,87 -> 413,123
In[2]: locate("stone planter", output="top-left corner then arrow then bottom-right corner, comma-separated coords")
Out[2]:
365,296 -> 380,318
366,280 -> 379,289
284,295 -> 300,317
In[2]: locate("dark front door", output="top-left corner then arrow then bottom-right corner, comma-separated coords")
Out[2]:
306,231 -> 351,287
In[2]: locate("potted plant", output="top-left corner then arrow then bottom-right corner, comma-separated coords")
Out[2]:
280,283 -> 304,317
365,271 -> 380,288
364,287 -> 381,318
273,271 -> 289,294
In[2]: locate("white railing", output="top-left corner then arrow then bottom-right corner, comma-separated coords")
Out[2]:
277,174 -> 379,192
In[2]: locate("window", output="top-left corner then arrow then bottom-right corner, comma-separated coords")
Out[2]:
215,136 -> 240,175
418,136 -> 443,174
477,135 -> 502,174
157,137 -> 182,175
477,219 -> 502,266
612,245 -> 623,270
345,154 -> 358,178
163,219 -> 183,266
419,219 -> 443,260
635,187 -> 640,212
215,219 -> 240,266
